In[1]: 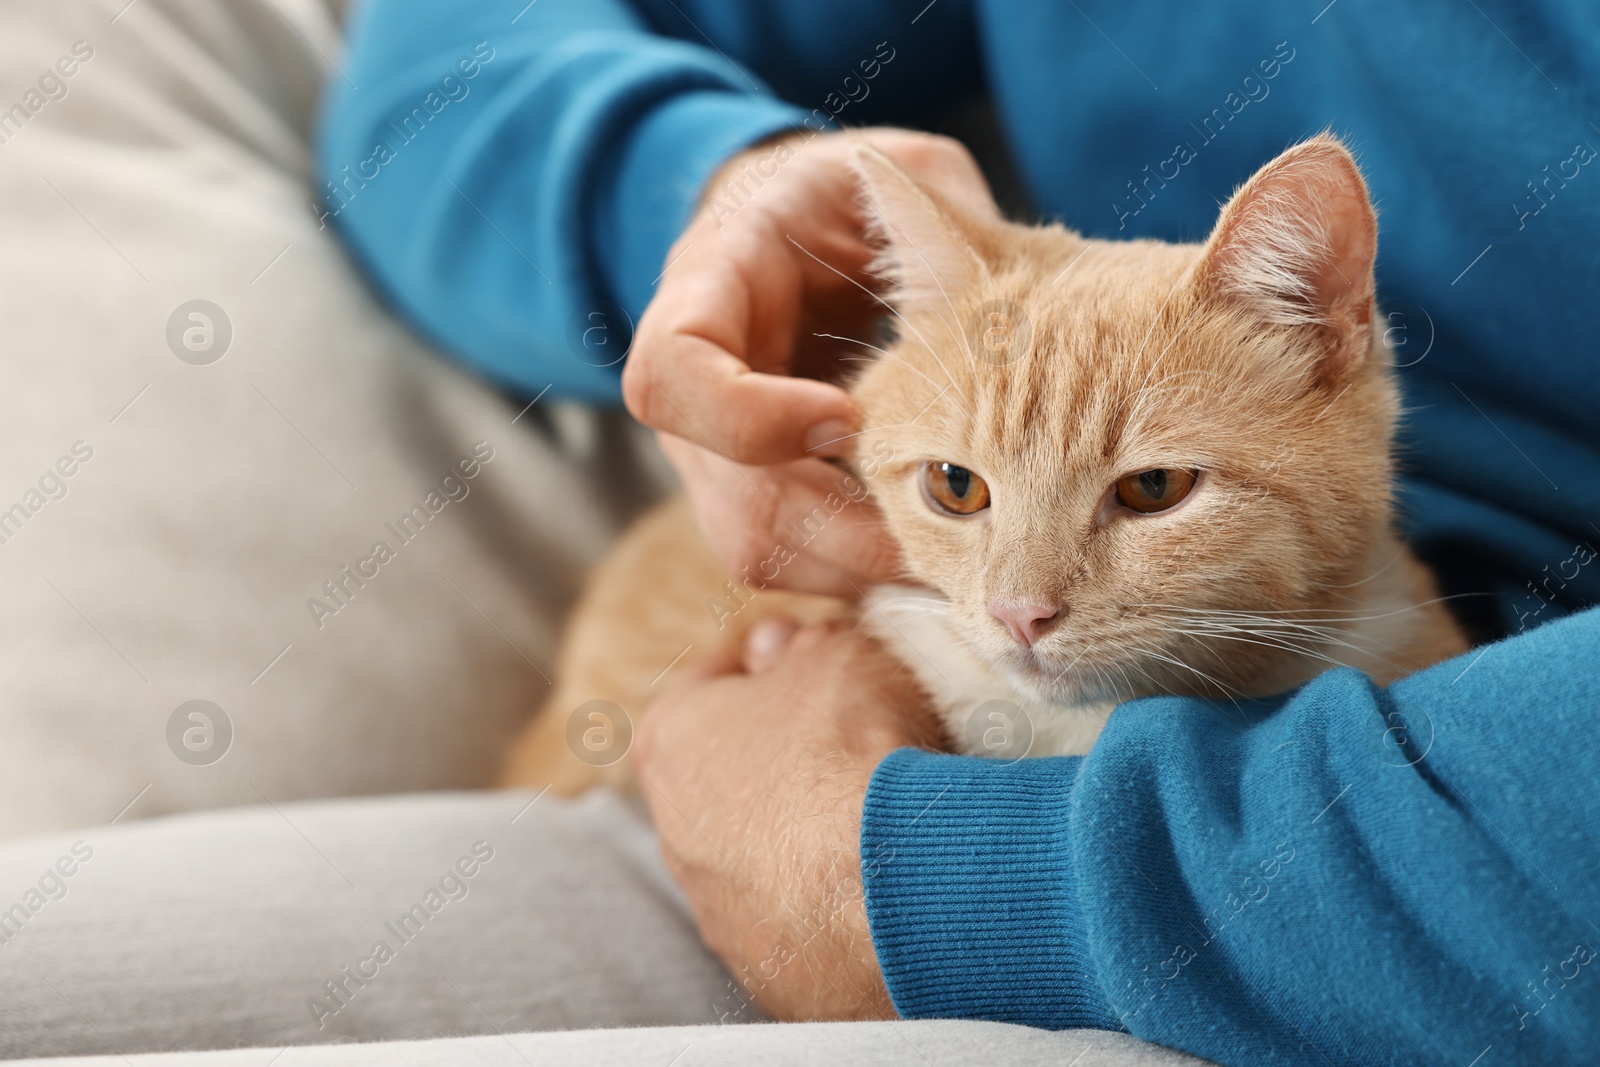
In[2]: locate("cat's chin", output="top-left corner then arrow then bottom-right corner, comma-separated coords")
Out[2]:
999,658 -> 1109,708
861,584 -> 1114,758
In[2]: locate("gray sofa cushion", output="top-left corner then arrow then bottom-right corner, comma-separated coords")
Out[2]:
0,789 -> 1208,1065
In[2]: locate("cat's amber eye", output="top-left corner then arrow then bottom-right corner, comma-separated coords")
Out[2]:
1115,468 -> 1197,514
923,462 -> 991,516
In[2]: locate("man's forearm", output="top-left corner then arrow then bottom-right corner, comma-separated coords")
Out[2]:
863,606 -> 1600,1065
317,0 -> 806,401
316,0 -> 981,403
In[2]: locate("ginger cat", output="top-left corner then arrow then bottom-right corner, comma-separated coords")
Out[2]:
501,134 -> 1468,793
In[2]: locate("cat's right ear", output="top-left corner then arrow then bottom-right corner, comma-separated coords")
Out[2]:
850,145 -> 988,310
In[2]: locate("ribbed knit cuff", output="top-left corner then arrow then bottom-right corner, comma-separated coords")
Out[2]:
861,748 -> 1121,1030
595,90 -> 811,320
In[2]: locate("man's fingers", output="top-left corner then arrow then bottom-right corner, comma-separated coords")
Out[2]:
632,642 -> 743,780
744,616 -> 801,673
664,439 -> 903,597
771,463 -> 902,588
628,332 -> 858,463
754,508 -> 900,598
623,207 -> 862,463
670,640 -> 743,689
751,459 -> 904,595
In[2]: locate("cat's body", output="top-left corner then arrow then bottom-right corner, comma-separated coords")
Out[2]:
500,134 -> 1468,791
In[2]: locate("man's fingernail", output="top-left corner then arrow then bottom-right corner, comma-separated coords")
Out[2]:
804,419 -> 854,455
745,617 -> 801,672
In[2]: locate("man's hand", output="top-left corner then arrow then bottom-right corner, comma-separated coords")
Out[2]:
622,128 -> 993,598
632,617 -> 946,1021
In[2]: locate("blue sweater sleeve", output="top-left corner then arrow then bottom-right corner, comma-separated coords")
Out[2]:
317,0 -> 978,401
863,606 -> 1600,1065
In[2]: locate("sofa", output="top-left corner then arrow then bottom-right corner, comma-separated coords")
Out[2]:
0,2 -> 1205,1062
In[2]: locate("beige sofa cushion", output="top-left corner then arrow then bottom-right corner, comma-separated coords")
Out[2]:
0,0 -> 669,839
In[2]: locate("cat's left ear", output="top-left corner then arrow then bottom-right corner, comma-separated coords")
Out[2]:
1194,134 -> 1377,380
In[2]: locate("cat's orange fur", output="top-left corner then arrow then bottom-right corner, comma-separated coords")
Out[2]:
500,134 -> 1468,793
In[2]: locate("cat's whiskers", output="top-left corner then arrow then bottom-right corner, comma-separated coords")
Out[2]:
1115,643 -> 1179,699
820,333 -> 893,357
1108,654 -> 1140,702
1130,639 -> 1259,729
1157,623 -> 1368,670
1133,596 -> 1469,627
1128,633 -> 1189,690
1139,608 -> 1372,649
1086,635 -> 1180,703
1141,607 -> 1358,636
1310,550 -> 1403,589
1134,603 -> 1436,679
1122,638 -> 1252,719
1036,618 -> 1180,705
1086,662 -> 1119,703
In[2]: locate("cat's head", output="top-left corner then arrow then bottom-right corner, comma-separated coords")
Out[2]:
848,134 -> 1400,706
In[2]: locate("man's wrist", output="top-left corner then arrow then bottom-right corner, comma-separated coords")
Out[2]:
860,748 -> 1122,1030
697,127 -> 819,215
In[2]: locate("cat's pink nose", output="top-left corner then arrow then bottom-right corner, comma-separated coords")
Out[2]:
989,600 -> 1063,648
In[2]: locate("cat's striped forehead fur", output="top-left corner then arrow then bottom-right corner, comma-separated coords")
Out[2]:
847,135 -> 1410,705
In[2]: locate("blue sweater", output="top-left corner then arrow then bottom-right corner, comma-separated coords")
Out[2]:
319,1 -> 1600,1062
